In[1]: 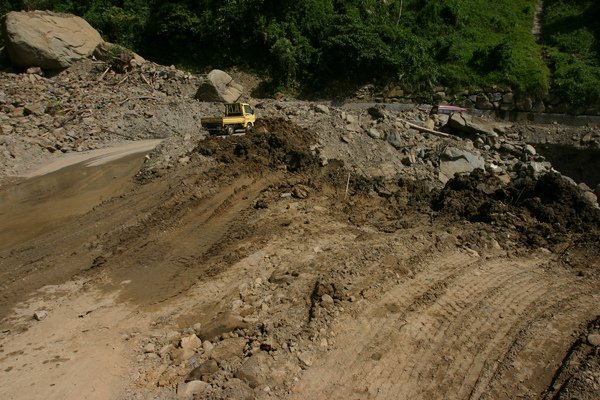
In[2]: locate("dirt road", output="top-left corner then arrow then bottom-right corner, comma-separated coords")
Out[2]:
0,120 -> 599,400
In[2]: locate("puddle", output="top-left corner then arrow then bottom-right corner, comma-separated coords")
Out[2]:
0,144 -> 157,252
535,144 -> 600,189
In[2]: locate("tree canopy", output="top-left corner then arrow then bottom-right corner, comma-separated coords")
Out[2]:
2,0 -> 599,103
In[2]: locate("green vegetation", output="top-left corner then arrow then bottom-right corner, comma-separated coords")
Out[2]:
543,0 -> 600,107
2,0 -> 598,105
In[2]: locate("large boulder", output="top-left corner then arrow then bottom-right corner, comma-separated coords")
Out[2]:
447,112 -> 497,137
195,69 -> 243,103
439,146 -> 485,182
2,11 -> 103,69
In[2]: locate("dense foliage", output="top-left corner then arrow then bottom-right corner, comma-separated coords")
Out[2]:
2,0 -> 598,104
543,0 -> 600,107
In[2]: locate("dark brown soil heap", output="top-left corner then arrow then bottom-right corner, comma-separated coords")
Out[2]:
432,169 -> 600,248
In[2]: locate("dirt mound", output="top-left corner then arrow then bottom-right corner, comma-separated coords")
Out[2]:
432,168 -> 600,248
194,118 -> 322,173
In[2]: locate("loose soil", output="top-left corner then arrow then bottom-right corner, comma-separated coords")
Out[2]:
1,115 -> 599,400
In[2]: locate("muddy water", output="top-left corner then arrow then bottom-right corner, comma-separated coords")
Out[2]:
0,151 -> 148,253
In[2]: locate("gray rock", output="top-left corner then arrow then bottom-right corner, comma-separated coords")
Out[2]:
587,333 -> 600,346
234,352 -> 271,388
321,294 -> 335,309
197,311 -> 248,340
439,147 -> 484,179
367,128 -> 382,140
269,270 -> 295,285
24,103 -> 45,116
314,104 -> 330,114
3,11 -> 103,69
33,310 -> 48,321
170,347 -> 195,364
180,334 -> 202,351
292,185 -> 310,199
144,343 -> 156,353
177,380 -> 209,399
346,122 -> 362,133
401,153 -> 417,166
524,144 -> 537,156
345,114 -> 357,124
210,337 -> 247,362
447,113 -> 496,137
524,161 -> 551,178
386,131 -> 402,149
581,190 -> 598,205
195,69 -> 242,103
186,359 -> 219,382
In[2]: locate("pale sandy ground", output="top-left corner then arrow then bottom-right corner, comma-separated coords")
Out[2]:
22,140 -> 163,178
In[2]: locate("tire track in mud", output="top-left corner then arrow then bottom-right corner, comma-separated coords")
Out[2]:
290,252 -> 599,400
107,174 -> 274,305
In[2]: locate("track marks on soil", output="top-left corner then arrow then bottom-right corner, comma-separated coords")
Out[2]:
109,175 -> 270,305
290,252 -> 599,400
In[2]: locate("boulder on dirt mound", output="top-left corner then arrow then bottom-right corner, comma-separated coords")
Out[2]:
2,11 -> 103,69
439,146 -> 485,182
195,69 -> 243,103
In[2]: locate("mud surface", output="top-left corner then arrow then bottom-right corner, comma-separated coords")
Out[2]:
0,115 -> 599,400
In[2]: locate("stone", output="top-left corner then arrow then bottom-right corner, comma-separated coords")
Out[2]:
159,344 -> 174,357
144,343 -> 156,353
170,348 -> 195,364
269,270 -> 295,285
314,104 -> 330,114
367,128 -> 382,140
33,310 -> 48,321
292,185 -> 310,199
524,144 -> 537,156
180,334 -> 202,351
476,94 -> 494,110
234,352 -> 271,388
386,131 -> 402,149
202,340 -> 214,353
345,114 -> 357,124
210,337 -> 247,362
587,333 -> 600,346
401,153 -> 417,166
581,191 -> 597,205
321,294 -> 334,309
195,69 -> 243,103
447,113 -> 497,137
24,103 -> 45,116
197,312 -> 248,340
177,380 -> 209,399
439,147 -> 485,180
346,122 -> 362,133
186,359 -> 219,382
3,11 -> 103,69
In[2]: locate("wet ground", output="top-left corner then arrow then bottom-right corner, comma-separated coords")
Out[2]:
0,122 -> 599,400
